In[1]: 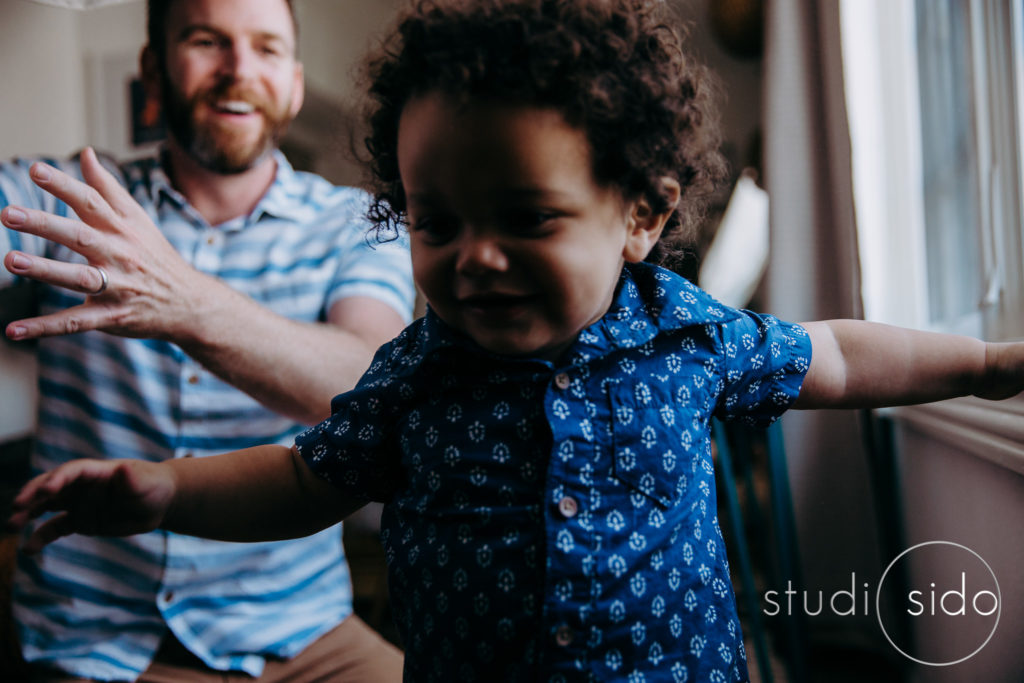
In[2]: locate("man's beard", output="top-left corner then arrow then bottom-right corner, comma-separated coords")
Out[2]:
161,76 -> 295,175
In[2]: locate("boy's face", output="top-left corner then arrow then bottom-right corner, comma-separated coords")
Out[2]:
398,93 -> 662,360
150,0 -> 304,173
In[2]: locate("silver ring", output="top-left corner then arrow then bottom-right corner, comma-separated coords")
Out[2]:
92,266 -> 109,296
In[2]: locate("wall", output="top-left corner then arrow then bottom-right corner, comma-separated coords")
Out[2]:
0,0 -> 86,441
674,0 -> 764,173
885,399 -> 1024,680
0,1 -> 87,157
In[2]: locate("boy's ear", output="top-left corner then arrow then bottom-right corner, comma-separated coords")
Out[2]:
622,177 -> 682,263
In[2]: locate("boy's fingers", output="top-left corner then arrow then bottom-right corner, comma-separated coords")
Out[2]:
6,505 -> 37,535
10,471 -> 55,512
10,461 -> 88,516
23,513 -> 77,555
6,471 -> 67,537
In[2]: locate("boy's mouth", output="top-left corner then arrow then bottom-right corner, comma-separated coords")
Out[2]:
458,291 -> 538,316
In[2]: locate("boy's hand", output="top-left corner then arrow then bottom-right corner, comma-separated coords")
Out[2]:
6,459 -> 176,554
975,342 -> 1024,400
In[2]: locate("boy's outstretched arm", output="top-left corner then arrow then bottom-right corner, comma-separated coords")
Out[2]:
6,446 -> 358,554
794,320 -> 1024,409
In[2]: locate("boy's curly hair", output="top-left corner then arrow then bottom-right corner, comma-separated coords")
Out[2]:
362,0 -> 727,269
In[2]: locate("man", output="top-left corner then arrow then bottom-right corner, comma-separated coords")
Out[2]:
0,0 -> 411,680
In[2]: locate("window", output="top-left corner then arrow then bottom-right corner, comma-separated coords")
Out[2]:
842,0 -> 1024,342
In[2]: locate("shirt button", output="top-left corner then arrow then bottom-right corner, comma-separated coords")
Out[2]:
206,235 -> 216,245
554,624 -> 574,647
557,496 -> 578,519
182,452 -> 194,459
554,372 -> 571,390
164,591 -> 174,602
187,374 -> 200,385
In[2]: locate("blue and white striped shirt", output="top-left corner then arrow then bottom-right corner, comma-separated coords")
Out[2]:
1,150 -> 415,681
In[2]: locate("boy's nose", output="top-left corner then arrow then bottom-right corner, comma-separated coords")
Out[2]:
455,235 -> 508,275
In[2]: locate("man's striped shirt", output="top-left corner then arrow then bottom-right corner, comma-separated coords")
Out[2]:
1,150 -> 414,681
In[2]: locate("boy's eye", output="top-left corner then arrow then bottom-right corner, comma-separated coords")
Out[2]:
505,210 -> 557,234
410,215 -> 459,244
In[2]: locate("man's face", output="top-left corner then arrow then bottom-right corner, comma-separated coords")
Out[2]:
154,0 -> 303,174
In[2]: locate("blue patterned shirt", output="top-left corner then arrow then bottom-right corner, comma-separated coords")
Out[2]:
1,150 -> 415,681
296,263 -> 811,682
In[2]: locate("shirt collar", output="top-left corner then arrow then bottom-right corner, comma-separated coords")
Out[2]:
254,151 -> 309,222
591,262 -> 741,350
146,148 -> 177,205
411,262 -> 740,364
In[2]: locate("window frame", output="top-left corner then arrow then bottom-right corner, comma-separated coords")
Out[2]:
842,0 -> 1024,343
841,0 -> 1024,465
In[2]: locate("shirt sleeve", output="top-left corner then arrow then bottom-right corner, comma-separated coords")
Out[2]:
294,336 -> 410,502
321,189 -> 415,324
714,311 -> 812,427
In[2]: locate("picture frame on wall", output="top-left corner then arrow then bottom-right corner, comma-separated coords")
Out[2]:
129,77 -> 165,147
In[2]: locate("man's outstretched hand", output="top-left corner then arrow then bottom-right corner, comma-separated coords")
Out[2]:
1,146 -> 212,342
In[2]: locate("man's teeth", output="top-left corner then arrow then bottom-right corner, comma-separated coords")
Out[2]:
218,101 -> 255,114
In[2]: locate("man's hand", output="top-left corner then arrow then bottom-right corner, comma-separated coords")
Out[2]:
1,146 -> 211,341
6,458 -> 176,554
1,146 -> 409,422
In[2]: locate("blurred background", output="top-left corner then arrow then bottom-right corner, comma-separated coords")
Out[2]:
2,1 -> 1023,681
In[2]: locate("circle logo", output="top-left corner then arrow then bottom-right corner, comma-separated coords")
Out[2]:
875,541 -> 1000,666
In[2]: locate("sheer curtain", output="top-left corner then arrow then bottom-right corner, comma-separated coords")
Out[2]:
762,0 -> 887,647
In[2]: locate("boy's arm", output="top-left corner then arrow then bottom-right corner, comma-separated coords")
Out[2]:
7,445 -> 359,553
163,445 -> 359,540
794,320 -> 1024,409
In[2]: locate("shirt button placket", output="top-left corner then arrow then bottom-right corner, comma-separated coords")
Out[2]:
551,370 -> 581,656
